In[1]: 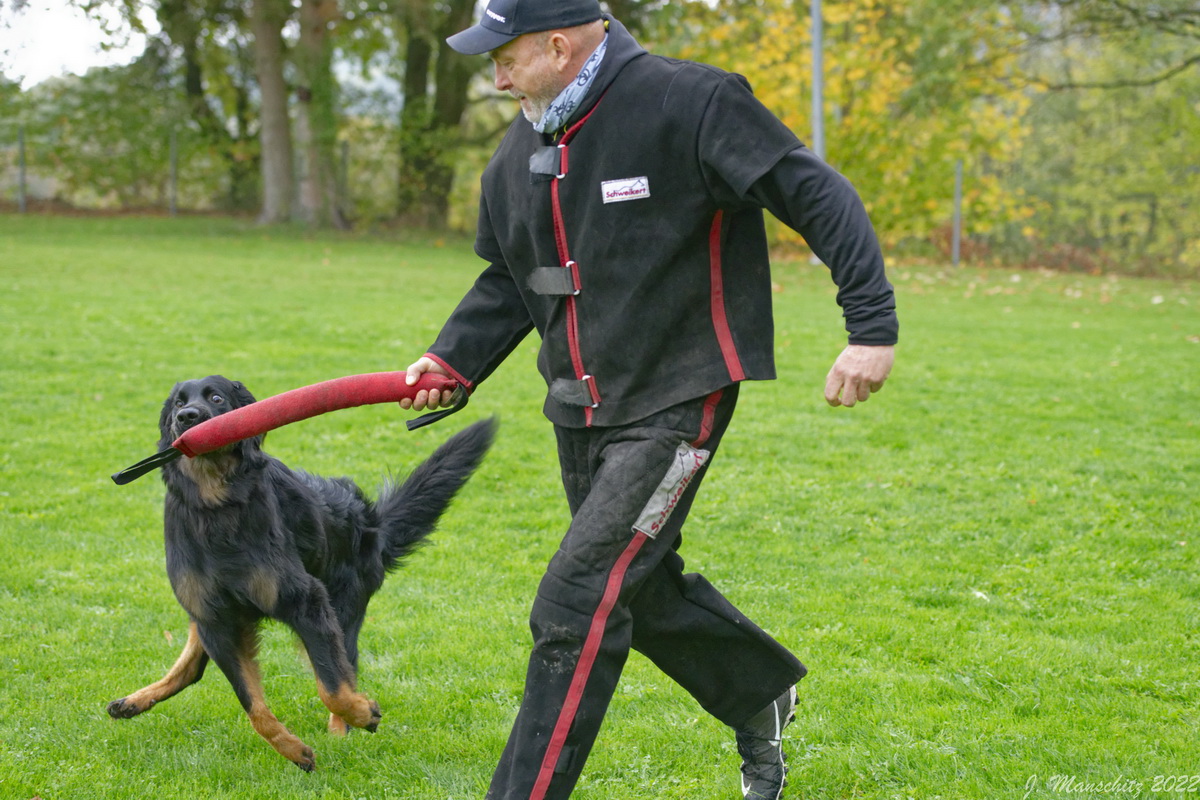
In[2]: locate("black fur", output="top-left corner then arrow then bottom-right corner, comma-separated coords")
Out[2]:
107,375 -> 495,770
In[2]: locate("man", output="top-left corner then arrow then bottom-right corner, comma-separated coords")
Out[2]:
402,1 -> 897,798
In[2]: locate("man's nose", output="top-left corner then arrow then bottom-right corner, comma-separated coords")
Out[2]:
494,63 -> 512,92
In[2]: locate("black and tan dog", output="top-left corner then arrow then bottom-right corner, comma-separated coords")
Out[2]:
107,375 -> 495,770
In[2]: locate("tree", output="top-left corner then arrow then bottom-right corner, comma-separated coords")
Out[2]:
1026,0 -> 1200,89
676,0 -> 1035,250
1010,6 -> 1200,273
251,0 -> 293,223
294,0 -> 348,228
394,0 -> 478,229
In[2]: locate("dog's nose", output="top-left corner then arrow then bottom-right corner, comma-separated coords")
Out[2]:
176,407 -> 202,426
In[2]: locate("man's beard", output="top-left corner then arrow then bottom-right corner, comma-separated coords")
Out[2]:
515,89 -> 556,124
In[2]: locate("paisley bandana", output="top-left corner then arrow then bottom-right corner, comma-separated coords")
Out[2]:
534,34 -> 608,134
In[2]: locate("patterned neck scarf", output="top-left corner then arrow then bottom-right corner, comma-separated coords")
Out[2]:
534,34 -> 609,134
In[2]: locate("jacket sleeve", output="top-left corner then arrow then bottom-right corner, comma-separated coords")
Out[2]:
425,194 -> 535,389
748,147 -> 898,346
696,74 -> 898,346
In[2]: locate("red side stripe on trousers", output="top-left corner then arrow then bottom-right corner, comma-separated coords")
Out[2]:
528,531 -> 649,800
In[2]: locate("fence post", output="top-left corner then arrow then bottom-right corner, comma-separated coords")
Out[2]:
18,124 -> 27,214
952,159 -> 963,267
810,0 -> 825,161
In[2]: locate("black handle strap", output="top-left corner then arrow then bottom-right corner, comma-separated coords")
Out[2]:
405,385 -> 470,431
111,447 -> 182,485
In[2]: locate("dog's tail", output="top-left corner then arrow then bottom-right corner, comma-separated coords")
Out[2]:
376,417 -> 497,570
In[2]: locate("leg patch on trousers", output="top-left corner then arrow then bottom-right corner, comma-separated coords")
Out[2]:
632,442 -> 710,539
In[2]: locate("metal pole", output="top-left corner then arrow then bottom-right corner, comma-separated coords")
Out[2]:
952,159 -> 963,267
18,124 -> 27,213
169,129 -> 178,217
811,0 -> 825,161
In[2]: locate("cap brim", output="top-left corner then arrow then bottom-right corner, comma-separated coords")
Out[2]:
446,24 -> 518,56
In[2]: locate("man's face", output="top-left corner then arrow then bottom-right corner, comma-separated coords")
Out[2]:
491,33 -> 565,123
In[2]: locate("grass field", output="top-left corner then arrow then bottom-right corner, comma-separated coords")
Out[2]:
0,214 -> 1196,800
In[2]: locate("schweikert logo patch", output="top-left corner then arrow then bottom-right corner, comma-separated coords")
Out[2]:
601,177 -> 650,204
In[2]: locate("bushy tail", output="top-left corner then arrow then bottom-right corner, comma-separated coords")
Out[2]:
376,417 -> 497,570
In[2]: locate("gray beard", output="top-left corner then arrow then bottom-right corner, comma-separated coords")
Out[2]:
517,91 -> 555,124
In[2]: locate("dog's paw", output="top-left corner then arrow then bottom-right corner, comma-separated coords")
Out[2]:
364,700 -> 381,733
107,697 -> 151,718
291,744 -> 316,772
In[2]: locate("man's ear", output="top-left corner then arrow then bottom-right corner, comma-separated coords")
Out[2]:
547,31 -> 573,73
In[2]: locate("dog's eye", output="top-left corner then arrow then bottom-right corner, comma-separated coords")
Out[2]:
174,399 -> 185,408
211,394 -> 225,405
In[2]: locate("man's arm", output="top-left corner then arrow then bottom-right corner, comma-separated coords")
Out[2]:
747,147 -> 898,407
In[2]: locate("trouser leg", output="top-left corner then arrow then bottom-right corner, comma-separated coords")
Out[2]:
487,387 -> 804,800
629,550 -> 807,728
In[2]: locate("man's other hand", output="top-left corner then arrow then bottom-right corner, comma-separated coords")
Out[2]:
824,344 -> 894,407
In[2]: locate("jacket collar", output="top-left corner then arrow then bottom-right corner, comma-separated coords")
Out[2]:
550,15 -> 646,138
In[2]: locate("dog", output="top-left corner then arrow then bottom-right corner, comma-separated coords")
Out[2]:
107,375 -> 495,770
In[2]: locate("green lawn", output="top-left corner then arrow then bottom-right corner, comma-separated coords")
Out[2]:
0,214 -> 1196,800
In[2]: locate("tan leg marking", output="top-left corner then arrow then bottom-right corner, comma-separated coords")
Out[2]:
317,682 -> 381,732
107,622 -> 207,717
327,712 -> 350,736
239,654 -> 316,771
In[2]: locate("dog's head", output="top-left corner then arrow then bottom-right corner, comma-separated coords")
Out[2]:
159,376 -> 258,449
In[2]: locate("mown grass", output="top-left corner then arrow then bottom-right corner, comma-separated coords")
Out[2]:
0,214 -> 1196,800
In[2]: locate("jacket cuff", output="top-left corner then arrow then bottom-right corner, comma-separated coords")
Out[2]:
423,352 -> 475,393
846,312 -> 899,346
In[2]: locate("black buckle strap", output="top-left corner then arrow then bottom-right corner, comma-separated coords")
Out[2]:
529,144 -> 567,183
549,375 -> 599,408
528,262 -> 580,296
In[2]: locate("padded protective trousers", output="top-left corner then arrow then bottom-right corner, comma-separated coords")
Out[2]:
486,386 -> 808,800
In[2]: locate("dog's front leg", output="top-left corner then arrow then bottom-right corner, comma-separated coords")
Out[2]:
108,621 -> 210,718
199,622 -> 317,771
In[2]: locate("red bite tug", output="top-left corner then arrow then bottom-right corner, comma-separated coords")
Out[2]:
113,372 -> 462,485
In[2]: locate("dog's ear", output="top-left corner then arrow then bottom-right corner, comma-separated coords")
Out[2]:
222,380 -> 267,453
159,383 -> 183,446
228,380 -> 257,409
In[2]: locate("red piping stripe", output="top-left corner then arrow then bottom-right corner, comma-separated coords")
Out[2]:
692,388 -> 723,449
421,352 -> 474,392
708,211 -> 746,382
529,531 -> 649,800
549,100 -> 604,427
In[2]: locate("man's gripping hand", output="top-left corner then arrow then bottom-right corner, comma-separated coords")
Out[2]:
401,357 -> 454,411
824,344 -> 895,407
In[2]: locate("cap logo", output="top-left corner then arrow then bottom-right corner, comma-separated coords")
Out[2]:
485,6 -> 507,23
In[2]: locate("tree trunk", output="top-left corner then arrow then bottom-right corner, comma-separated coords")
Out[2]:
395,0 -> 477,229
295,0 -> 348,229
252,0 -> 294,224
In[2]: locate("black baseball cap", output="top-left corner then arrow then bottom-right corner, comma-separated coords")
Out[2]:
446,0 -> 604,55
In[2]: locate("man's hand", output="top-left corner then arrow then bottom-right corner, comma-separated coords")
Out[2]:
824,344 -> 894,407
400,357 -> 454,411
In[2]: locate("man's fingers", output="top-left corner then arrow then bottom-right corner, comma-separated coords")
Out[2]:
824,344 -> 895,407
824,370 -> 843,406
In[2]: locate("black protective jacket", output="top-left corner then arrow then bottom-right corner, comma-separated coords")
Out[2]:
426,16 -> 897,428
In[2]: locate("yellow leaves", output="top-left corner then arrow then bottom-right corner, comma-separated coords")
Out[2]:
674,0 -> 1037,243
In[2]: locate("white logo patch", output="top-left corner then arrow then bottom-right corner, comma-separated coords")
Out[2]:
601,177 -> 650,204
486,7 -> 506,23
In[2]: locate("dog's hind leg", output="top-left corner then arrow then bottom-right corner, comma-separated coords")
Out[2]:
326,607 -> 367,736
107,621 -> 210,718
278,580 -> 382,733
199,622 -> 317,771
